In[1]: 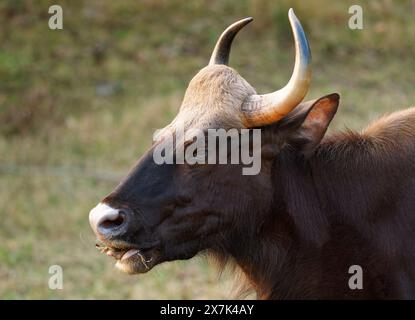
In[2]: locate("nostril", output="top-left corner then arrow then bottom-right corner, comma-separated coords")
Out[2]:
99,213 -> 125,230
89,203 -> 131,236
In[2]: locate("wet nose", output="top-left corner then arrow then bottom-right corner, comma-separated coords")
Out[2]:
89,203 -> 129,237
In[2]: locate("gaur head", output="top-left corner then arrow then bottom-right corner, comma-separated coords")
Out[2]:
89,9 -> 339,274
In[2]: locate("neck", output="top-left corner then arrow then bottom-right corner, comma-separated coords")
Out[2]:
218,132 -> 415,299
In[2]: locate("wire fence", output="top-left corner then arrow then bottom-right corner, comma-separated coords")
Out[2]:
0,164 -> 123,183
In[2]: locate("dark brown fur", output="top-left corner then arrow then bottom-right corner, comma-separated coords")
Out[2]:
100,91 -> 415,299
215,114 -> 415,299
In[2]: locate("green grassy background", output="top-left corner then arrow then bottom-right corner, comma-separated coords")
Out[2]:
1,0 -> 414,299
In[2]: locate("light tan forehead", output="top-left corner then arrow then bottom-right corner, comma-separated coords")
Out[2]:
153,65 -> 257,143
173,65 -> 256,130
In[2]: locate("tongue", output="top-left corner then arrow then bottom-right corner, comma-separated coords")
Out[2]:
121,249 -> 140,261
106,249 -> 124,260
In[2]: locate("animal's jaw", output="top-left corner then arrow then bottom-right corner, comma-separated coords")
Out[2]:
114,248 -> 161,274
96,241 -> 161,274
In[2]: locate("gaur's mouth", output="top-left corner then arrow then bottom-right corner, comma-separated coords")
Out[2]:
96,242 -> 161,274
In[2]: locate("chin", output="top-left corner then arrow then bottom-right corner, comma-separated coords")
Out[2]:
114,250 -> 160,274
96,241 -> 161,274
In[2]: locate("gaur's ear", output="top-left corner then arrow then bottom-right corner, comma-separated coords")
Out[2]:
279,93 -> 340,156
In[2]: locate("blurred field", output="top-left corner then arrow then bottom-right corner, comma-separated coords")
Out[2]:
1,0 -> 415,299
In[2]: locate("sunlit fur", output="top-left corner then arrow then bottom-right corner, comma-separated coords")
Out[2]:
155,65 -> 256,142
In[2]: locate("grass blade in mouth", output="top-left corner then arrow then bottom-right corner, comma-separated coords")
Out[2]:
138,252 -> 153,270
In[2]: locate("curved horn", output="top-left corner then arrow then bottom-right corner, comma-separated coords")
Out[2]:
241,9 -> 311,127
209,17 -> 253,66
